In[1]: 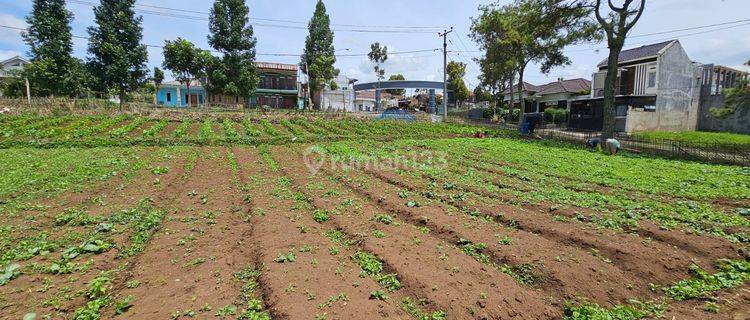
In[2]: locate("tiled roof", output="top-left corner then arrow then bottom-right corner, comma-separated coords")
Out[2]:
597,40 -> 676,68
537,78 -> 591,95
503,82 -> 541,94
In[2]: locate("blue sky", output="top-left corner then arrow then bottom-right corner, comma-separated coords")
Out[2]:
1,0 -> 749,88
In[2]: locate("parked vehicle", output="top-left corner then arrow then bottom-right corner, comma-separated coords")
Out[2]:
376,108 -> 416,122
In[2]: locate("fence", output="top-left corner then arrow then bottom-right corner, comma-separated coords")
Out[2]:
535,128 -> 750,166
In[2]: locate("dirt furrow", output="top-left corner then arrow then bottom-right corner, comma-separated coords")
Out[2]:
338,165 -> 658,304
387,156 -> 738,261
233,146 -> 408,319
109,148 -> 252,318
274,145 -> 560,320
357,165 -> 742,290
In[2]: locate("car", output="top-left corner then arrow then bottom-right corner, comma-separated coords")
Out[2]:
376,108 -> 416,122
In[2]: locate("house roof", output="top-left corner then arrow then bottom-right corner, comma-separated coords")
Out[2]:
537,78 -> 591,95
597,40 -> 676,68
355,90 -> 402,100
161,80 -> 203,88
502,82 -> 541,94
0,55 -> 29,66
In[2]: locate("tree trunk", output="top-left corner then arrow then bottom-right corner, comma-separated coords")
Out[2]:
186,81 -> 191,108
118,89 -> 125,111
517,64 -> 527,126
153,85 -> 158,105
602,39 -> 625,139
508,73 -> 516,122
311,88 -> 321,110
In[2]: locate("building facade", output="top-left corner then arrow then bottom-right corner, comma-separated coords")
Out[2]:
503,79 -> 591,113
156,81 -> 207,107
570,40 -> 703,132
157,61 -> 299,108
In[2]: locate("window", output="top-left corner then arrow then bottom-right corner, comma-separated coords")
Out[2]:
647,67 -> 657,88
166,92 -> 171,102
615,105 -> 628,117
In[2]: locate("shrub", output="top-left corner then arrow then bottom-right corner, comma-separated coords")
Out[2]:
544,108 -> 568,124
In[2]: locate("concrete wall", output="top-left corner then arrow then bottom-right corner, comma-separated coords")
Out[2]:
320,89 -> 355,112
625,42 -> 700,132
698,94 -> 750,134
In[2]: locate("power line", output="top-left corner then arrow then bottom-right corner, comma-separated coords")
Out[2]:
0,24 -> 440,58
132,0 -> 447,30
451,20 -> 750,54
67,0 -> 443,34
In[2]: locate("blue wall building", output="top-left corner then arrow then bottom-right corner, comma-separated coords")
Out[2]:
156,81 -> 206,107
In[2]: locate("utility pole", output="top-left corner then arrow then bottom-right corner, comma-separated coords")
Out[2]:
439,27 -> 453,119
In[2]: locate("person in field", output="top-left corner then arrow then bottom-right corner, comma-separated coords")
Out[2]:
605,138 -> 621,155
586,137 -> 601,150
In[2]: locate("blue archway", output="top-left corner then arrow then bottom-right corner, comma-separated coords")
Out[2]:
352,80 -> 446,113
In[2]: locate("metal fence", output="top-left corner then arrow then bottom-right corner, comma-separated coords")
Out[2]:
535,128 -> 750,166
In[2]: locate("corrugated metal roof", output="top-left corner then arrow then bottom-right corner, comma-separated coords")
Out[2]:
597,40 -> 676,68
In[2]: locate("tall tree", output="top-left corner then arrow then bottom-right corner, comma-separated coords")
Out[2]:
386,74 -> 405,96
163,38 -> 212,107
301,0 -> 336,109
152,67 -> 164,104
368,42 -> 388,82
447,61 -> 470,108
207,0 -> 258,105
87,0 -> 148,106
23,0 -> 87,97
473,85 -> 492,102
595,0 -> 645,138
472,0 -> 600,123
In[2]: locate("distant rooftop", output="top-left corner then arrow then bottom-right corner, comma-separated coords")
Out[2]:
597,40 -> 676,68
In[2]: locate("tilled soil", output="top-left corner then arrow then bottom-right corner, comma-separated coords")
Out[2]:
2,143 -> 747,320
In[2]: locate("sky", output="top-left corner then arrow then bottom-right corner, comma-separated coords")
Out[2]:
1,0 -> 749,90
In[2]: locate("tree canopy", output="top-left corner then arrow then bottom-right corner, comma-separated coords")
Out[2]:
163,38 -> 212,106
473,86 -> 493,102
471,0 -> 600,121
386,74 -> 405,96
87,0 -> 148,104
207,0 -> 258,102
447,61 -> 470,106
23,0 -> 88,97
301,0 -> 336,109
368,42 -> 388,81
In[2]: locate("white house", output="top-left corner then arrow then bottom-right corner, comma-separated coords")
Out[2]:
0,56 -> 28,78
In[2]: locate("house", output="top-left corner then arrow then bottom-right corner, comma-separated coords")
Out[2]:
354,90 -> 401,112
319,75 -> 356,112
156,61 -> 300,108
156,80 -> 206,107
251,62 -> 299,108
570,40 -> 703,132
0,56 -> 28,78
503,78 -> 591,113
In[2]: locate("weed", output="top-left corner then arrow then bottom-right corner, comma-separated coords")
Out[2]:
275,252 -> 297,263
369,290 -> 388,301
313,209 -> 330,223
663,259 -> 750,301
372,214 -> 394,225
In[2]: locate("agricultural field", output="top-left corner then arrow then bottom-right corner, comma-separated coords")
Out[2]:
0,114 -> 497,148
0,114 -> 748,320
632,130 -> 750,147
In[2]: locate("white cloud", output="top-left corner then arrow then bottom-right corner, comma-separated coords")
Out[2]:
0,50 -> 23,61
0,13 -> 26,46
